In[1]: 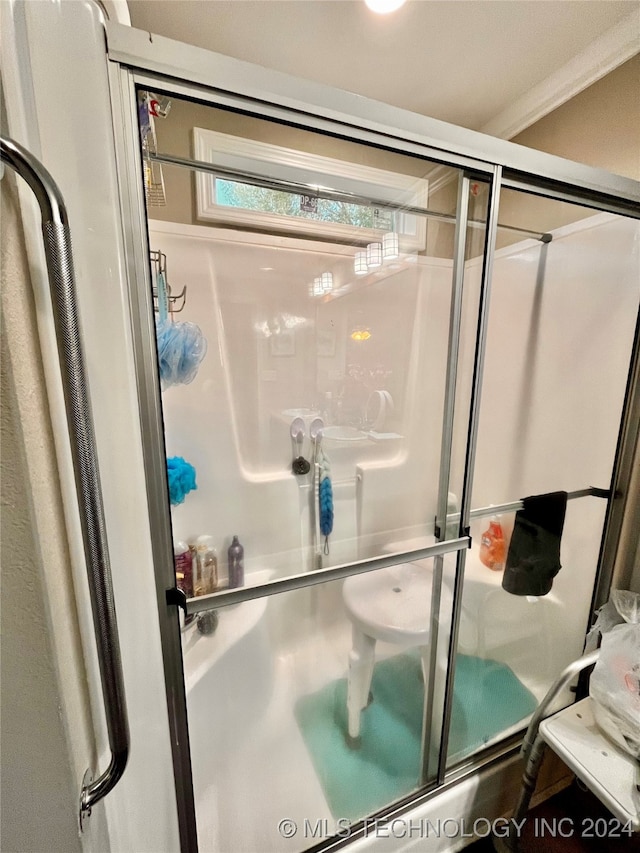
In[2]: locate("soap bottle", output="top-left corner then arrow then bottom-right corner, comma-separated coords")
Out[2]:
479,515 -> 506,571
192,535 -> 218,596
228,535 -> 244,588
174,540 -> 193,597
174,540 -> 194,627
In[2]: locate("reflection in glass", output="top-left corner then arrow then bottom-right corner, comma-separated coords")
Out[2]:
141,90 -> 468,585
135,87 -> 640,849
182,561 -> 449,852
447,194 -> 640,768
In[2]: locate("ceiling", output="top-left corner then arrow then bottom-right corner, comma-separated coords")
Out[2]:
125,0 -> 638,136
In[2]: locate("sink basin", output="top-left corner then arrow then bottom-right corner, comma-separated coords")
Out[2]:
323,425 -> 368,442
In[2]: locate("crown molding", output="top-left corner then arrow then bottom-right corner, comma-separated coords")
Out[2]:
481,10 -> 640,141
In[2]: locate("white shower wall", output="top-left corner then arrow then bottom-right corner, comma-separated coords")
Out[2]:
152,212 -> 638,599
158,210 -> 638,852
474,212 -> 639,504
152,211 -> 639,738
468,212 -> 639,673
151,220 -> 454,581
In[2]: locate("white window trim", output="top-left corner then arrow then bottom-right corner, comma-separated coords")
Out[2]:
193,128 -> 428,250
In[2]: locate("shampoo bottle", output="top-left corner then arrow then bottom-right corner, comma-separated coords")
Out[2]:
479,515 -> 506,571
192,535 -> 218,596
228,535 -> 244,589
174,540 -> 194,627
174,540 -> 193,598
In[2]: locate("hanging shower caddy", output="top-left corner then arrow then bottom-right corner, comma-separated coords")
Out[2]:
150,250 -> 187,315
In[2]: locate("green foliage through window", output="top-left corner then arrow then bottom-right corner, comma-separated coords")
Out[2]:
215,179 -> 394,230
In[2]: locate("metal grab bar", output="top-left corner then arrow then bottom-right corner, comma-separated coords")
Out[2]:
493,650 -> 600,852
1,137 -> 129,826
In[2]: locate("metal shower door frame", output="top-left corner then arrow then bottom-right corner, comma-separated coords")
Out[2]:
105,38 -> 640,853
108,60 -> 501,852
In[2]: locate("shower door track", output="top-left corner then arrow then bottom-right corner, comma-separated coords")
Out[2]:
303,730 -> 527,853
109,26 -> 640,211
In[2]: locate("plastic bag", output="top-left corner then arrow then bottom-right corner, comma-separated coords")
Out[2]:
589,621 -> 640,758
585,589 -> 640,651
611,588 -> 640,624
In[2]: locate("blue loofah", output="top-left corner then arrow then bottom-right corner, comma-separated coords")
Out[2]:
166,456 -> 197,506
319,476 -> 334,536
156,319 -> 207,390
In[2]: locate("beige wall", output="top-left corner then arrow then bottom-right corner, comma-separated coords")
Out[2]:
495,55 -> 640,247
512,54 -> 640,181
0,341 -> 82,853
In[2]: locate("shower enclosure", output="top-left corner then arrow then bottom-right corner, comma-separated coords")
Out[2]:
132,92 -> 639,852
4,5 -> 639,852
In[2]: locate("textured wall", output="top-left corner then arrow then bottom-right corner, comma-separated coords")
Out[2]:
0,173 -> 89,853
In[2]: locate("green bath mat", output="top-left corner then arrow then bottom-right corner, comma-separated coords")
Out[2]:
294,653 -> 536,822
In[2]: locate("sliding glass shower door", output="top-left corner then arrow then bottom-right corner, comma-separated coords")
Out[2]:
132,86 -> 494,851
445,186 -> 640,769
107,53 -> 640,850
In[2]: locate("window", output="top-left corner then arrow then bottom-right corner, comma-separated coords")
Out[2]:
193,128 -> 428,249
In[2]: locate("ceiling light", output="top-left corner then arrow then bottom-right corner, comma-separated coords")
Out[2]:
364,0 -> 406,14
321,272 -> 333,293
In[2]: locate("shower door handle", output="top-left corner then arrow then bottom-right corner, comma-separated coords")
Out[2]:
1,137 -> 130,826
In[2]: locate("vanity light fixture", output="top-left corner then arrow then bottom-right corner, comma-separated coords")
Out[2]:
312,273 -> 333,297
382,231 -> 399,260
366,242 -> 382,268
354,251 -> 368,276
321,272 -> 333,293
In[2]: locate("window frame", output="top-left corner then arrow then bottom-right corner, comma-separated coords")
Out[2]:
193,127 -> 429,249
